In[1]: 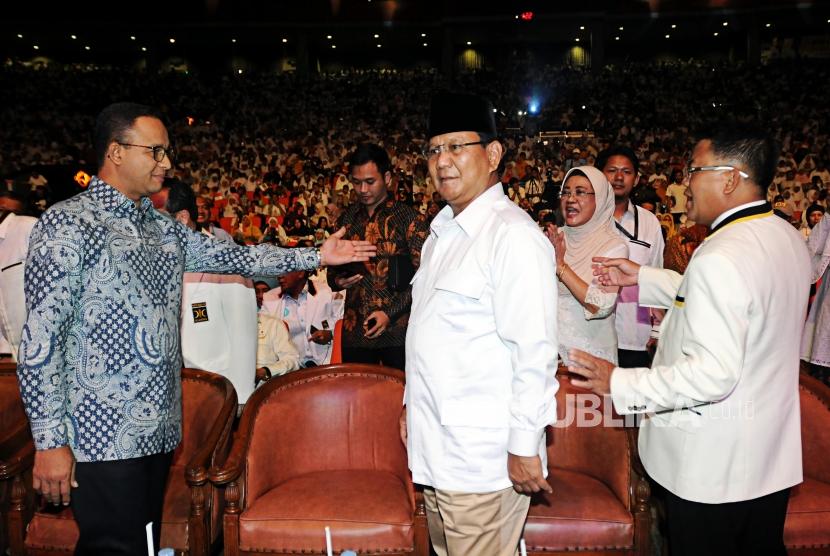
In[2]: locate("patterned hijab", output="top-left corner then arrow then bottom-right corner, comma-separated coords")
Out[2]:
561,166 -> 625,282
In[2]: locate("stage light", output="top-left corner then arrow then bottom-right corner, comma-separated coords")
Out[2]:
521,12 -> 534,21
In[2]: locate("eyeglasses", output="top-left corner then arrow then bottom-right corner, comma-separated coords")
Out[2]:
559,188 -> 596,200
423,141 -> 487,158
118,142 -> 175,162
683,165 -> 749,182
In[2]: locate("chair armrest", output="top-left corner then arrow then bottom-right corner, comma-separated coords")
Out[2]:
0,422 -> 34,479
184,373 -> 238,487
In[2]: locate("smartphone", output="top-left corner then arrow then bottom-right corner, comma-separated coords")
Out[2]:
310,324 -> 320,334
366,317 -> 377,329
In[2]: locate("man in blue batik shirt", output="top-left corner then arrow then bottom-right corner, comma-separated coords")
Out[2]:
16,102 -> 376,554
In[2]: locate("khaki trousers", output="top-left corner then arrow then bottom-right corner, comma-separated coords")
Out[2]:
423,485 -> 530,556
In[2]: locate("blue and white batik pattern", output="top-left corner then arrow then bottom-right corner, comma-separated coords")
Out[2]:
17,176 -> 319,462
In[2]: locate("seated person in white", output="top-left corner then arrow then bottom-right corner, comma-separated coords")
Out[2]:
254,280 -> 300,383
261,271 -> 344,367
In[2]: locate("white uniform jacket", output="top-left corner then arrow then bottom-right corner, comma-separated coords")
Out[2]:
405,183 -> 559,493
0,213 -> 37,359
261,279 -> 343,366
180,273 -> 258,403
611,201 -> 810,503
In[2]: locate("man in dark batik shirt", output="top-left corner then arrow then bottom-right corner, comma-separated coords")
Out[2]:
328,143 -> 429,370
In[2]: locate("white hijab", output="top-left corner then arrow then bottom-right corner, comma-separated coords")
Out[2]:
561,166 -> 626,282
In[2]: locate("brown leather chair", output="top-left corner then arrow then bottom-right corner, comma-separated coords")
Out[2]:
785,372 -> 830,554
524,375 -> 651,555
210,363 -> 428,556
6,368 -> 236,556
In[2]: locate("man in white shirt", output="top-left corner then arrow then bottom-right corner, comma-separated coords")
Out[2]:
596,146 -> 664,368
569,127 -> 810,556
403,92 -> 559,556
0,191 -> 37,359
665,172 -> 688,225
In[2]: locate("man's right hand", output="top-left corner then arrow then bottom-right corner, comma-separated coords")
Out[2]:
32,445 -> 77,506
592,257 -> 641,287
334,274 -> 363,289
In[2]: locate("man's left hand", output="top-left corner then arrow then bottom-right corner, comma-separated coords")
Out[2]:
507,453 -> 552,495
567,349 -> 614,395
319,227 -> 377,266
364,310 -> 390,339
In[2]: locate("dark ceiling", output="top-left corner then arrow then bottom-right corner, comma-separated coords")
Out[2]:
4,0 -> 828,24
3,0 -> 829,69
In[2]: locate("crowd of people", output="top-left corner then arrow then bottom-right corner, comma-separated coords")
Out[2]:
3,60 -> 829,246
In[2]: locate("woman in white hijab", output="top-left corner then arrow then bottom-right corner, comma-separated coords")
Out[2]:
545,166 -> 628,364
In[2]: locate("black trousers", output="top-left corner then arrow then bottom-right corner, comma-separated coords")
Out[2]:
662,486 -> 790,556
342,344 -> 406,371
617,348 -> 652,368
72,451 -> 173,556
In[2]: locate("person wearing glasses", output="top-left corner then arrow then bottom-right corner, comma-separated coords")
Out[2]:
596,146 -> 665,369
403,92 -> 558,556
567,127 -> 810,555
15,102 -> 376,554
545,166 -> 628,366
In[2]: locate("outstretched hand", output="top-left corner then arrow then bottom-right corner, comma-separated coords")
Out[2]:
319,227 -> 377,267
591,257 -> 640,288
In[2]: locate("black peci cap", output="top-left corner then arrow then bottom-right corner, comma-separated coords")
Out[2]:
428,91 -> 498,139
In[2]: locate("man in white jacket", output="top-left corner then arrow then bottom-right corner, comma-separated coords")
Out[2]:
569,127 -> 810,556
403,92 -> 559,556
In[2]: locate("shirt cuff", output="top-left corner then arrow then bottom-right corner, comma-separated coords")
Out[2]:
31,422 -> 69,452
298,247 -> 321,270
610,367 -> 653,415
508,427 -> 543,457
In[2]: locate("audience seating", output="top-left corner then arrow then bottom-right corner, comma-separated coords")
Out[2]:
210,363 -> 428,556
523,373 -> 651,555
5,368 -> 236,556
785,372 -> 830,554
